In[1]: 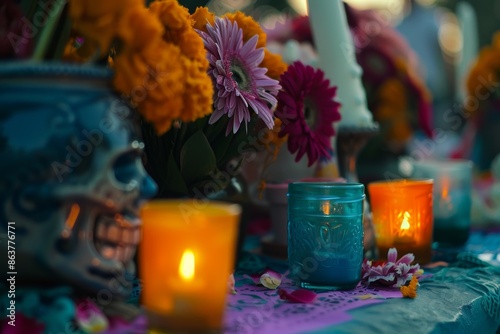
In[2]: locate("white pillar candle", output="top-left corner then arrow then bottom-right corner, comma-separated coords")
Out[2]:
307,0 -> 374,128
456,1 -> 478,102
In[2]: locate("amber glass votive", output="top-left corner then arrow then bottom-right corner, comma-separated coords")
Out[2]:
368,179 -> 433,264
140,200 -> 241,333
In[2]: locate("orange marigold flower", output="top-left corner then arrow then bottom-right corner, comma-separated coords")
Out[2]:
150,0 -> 191,31
179,29 -> 208,65
376,105 -> 395,119
69,0 -> 143,53
191,7 -> 215,32
379,79 -> 407,109
140,98 -> 184,134
261,50 -> 288,80
113,41 -> 186,134
466,33 -> 500,115
388,118 -> 412,143
493,31 -> 500,49
225,11 -> 267,48
143,46 -> 186,106
113,52 -> 149,95
268,118 -> 287,151
181,58 -> 214,122
375,79 -> 411,142
116,6 -> 164,52
400,275 -> 419,299
150,0 -> 191,45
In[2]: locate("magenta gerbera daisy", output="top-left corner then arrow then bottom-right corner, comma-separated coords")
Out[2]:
275,61 -> 341,166
197,17 -> 281,135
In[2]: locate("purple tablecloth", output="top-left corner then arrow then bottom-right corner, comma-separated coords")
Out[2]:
224,230 -> 500,333
224,275 -> 404,334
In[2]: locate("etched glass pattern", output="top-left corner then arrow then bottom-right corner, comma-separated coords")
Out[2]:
287,182 -> 365,290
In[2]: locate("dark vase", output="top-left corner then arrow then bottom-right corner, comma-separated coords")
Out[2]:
202,174 -> 250,264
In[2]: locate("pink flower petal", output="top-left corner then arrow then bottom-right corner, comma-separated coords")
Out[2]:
75,299 -> 108,333
278,288 -> 317,303
387,248 -> 398,263
396,253 -> 415,266
361,248 -> 422,288
197,16 -> 280,136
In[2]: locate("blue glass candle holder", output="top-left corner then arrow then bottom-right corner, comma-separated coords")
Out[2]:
411,159 -> 473,247
287,182 -> 365,290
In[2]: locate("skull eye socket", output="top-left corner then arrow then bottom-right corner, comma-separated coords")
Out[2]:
112,150 -> 141,188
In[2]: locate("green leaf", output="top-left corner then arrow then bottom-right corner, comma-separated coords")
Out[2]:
164,151 -> 189,196
180,130 -> 217,184
212,132 -> 234,163
32,0 -> 67,61
204,116 -> 228,142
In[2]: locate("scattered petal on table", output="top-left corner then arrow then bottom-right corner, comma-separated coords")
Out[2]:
422,261 -> 449,269
278,288 -> 317,303
243,269 -> 283,290
228,273 -> 237,294
355,294 -> 385,300
75,299 -> 108,333
260,270 -> 282,289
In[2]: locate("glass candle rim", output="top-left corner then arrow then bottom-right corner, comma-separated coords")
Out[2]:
288,181 -> 364,189
141,199 -> 242,218
368,178 -> 433,190
412,158 -> 473,170
288,182 -> 365,201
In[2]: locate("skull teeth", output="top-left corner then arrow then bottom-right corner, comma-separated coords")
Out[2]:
94,215 -> 141,264
100,244 -> 137,263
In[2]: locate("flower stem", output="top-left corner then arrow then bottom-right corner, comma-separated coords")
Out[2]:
32,0 -> 67,61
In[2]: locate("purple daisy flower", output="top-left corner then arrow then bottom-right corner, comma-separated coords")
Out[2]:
197,17 -> 281,135
361,248 -> 423,288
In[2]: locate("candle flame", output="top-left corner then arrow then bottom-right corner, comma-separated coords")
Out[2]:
321,202 -> 330,215
179,249 -> 195,281
441,187 -> 449,200
400,211 -> 411,230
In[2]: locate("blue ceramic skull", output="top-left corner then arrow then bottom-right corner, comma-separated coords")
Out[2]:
0,63 -> 157,299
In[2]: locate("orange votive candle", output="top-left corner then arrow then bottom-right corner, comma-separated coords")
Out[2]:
368,179 -> 433,264
139,199 -> 241,333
